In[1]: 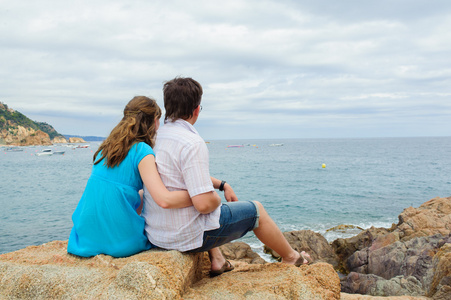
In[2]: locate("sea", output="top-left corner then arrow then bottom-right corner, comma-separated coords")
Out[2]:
1,137 -> 450,260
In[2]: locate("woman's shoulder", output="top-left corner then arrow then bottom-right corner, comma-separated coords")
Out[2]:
132,142 -> 155,155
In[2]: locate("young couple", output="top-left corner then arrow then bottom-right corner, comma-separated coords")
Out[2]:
67,77 -> 311,276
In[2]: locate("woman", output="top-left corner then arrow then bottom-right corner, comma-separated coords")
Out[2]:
67,96 -> 191,258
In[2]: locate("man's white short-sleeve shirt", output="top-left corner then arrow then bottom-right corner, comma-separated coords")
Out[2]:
142,119 -> 221,251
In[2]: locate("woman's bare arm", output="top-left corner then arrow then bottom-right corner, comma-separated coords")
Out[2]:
138,155 -> 193,209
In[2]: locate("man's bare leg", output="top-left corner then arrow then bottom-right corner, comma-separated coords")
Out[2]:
207,200 -> 311,273
253,201 -> 311,265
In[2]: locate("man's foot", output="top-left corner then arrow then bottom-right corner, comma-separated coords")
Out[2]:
294,251 -> 313,266
209,260 -> 234,277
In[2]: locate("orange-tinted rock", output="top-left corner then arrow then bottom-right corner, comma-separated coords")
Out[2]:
52,136 -> 68,143
0,125 -> 52,146
185,261 -> 340,300
0,241 -> 203,299
68,137 -> 86,143
397,197 -> 451,241
427,243 -> 451,299
0,240 -> 341,299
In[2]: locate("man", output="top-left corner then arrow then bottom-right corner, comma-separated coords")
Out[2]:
142,77 -> 310,277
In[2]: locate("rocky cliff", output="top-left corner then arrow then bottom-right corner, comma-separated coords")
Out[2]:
1,125 -> 51,146
0,102 -> 66,146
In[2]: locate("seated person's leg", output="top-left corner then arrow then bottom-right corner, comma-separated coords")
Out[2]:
187,201 -> 259,253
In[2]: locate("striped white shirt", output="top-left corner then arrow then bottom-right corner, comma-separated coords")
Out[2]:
142,119 -> 221,251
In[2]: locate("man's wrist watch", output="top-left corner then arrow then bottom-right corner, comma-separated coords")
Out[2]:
219,180 -> 226,191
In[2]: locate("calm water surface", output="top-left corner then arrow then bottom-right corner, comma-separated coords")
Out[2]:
1,137 -> 450,255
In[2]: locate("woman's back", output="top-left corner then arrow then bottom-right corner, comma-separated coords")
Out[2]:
67,142 -> 154,257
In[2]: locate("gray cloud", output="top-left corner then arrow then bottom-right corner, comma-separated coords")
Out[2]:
1,0 -> 450,138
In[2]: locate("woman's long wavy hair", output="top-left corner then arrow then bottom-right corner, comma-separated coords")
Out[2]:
93,96 -> 162,168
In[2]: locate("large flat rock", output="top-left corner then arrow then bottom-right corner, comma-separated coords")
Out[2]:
0,240 -> 341,299
0,241 -> 202,299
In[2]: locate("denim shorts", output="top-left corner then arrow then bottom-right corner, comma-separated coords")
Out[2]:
187,201 -> 260,253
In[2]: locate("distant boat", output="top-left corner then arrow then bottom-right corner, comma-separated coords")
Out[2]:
5,147 -> 24,152
227,145 -> 244,148
36,149 -> 53,156
36,149 -> 65,156
76,145 -> 89,148
269,143 -> 284,147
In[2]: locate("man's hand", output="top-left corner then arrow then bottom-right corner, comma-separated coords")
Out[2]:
223,183 -> 238,202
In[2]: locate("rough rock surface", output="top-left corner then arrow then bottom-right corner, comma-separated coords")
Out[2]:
396,197 -> 451,241
346,234 -> 450,283
52,136 -> 68,143
427,243 -> 451,299
1,125 -> 52,146
24,129 -> 52,146
331,226 -> 394,273
0,240 -> 341,299
219,241 -> 267,264
264,229 -> 339,268
184,262 -> 340,299
335,196 -> 451,299
341,293 -> 430,300
0,241 -> 203,299
342,272 -> 425,297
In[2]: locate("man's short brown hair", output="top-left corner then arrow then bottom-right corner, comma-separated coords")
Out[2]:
163,77 -> 203,121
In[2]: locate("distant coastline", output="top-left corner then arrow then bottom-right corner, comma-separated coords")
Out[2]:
63,134 -> 105,142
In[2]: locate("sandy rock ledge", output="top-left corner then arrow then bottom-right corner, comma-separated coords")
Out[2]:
0,241 -> 202,299
0,240 -> 340,299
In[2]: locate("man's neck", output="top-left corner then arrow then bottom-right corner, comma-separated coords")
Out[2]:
185,115 -> 198,125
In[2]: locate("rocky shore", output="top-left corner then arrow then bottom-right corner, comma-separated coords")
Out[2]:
262,196 -> 450,299
0,196 -> 449,299
0,127 -> 87,146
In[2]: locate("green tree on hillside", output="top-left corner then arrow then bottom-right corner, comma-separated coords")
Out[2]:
0,101 -> 64,139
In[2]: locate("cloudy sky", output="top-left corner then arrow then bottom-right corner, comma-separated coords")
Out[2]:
1,0 -> 450,140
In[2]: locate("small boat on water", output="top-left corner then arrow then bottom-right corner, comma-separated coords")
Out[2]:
36,149 -> 66,156
5,147 -> 24,152
36,149 -> 54,156
269,143 -> 284,147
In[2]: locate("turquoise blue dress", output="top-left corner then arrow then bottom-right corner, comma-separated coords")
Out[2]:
67,142 -> 154,257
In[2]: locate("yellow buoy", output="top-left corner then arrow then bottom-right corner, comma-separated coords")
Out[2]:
322,163 -> 326,168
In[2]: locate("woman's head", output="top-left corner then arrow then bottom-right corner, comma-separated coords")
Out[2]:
123,96 -> 162,143
94,96 -> 162,167
163,77 -> 202,121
